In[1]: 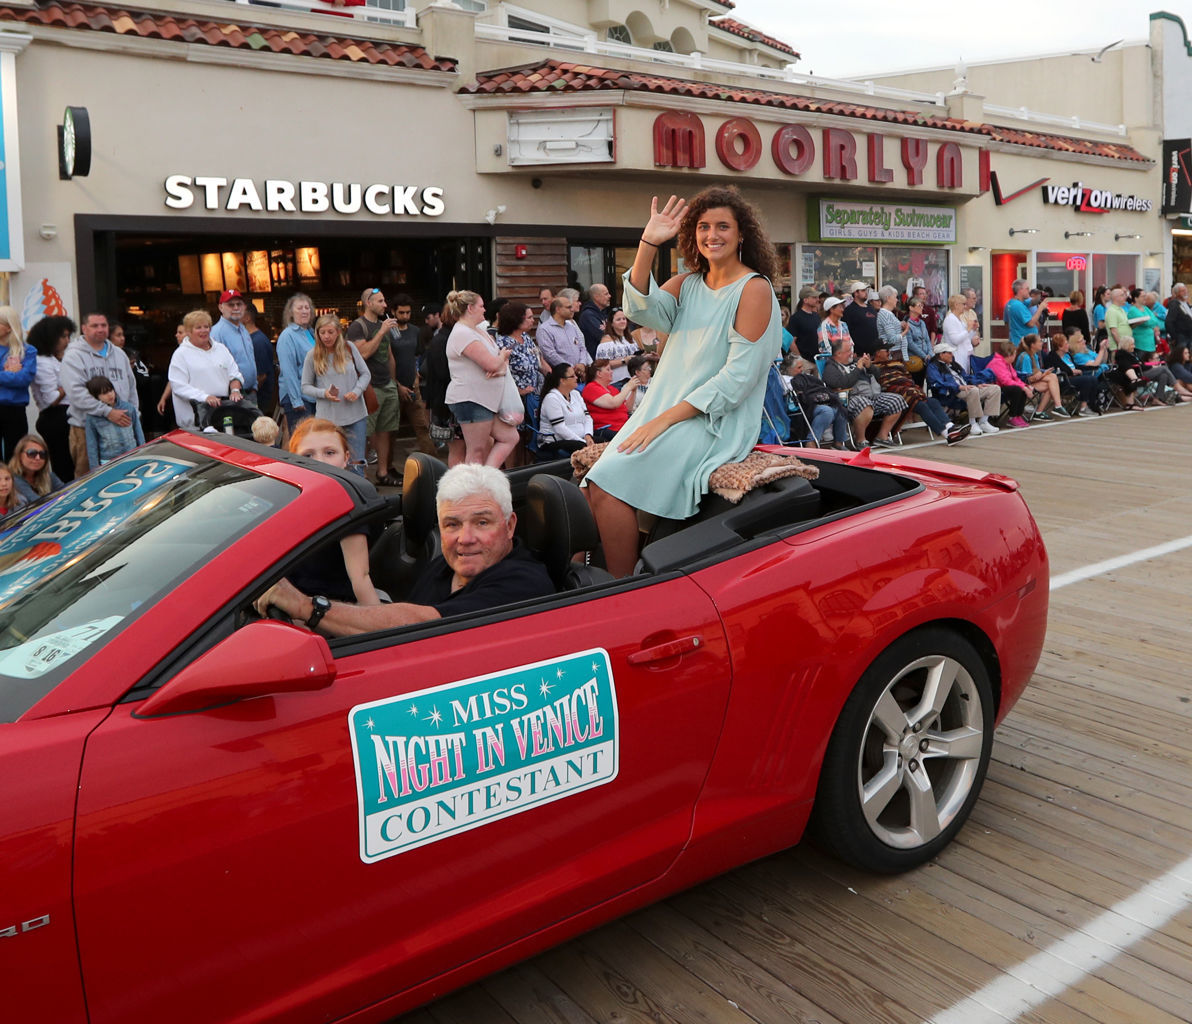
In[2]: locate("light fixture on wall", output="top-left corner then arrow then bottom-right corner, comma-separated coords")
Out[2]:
38,224 -> 57,240
483,205 -> 507,226
967,245 -> 989,252
1114,233 -> 1141,241
1064,231 -> 1094,239
1008,228 -> 1038,237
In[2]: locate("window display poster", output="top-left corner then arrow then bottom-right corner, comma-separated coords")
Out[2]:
861,261 -> 876,280
200,252 -> 223,294
222,252 -> 248,293
296,247 -> 321,288
1143,267 -> 1161,294
247,251 -> 272,293
800,249 -> 815,286
959,265 -> 984,327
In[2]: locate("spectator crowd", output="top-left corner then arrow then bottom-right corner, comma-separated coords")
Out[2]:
1,270 -> 1190,515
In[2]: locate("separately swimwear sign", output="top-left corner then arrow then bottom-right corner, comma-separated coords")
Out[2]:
349,649 -> 619,863
814,199 -> 956,243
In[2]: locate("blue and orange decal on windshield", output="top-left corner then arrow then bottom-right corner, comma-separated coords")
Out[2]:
349,648 -> 619,862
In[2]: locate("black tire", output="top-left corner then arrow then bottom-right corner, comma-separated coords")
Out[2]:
811,627 -> 995,873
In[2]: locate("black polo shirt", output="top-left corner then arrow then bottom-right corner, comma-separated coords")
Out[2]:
791,307 -> 822,360
408,539 -> 554,617
843,301 -> 879,355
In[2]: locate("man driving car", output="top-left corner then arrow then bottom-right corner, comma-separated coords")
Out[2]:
256,464 -> 553,636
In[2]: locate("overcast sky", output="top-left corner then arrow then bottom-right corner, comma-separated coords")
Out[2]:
730,1 -> 1189,79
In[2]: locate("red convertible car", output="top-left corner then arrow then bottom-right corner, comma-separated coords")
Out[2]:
1,433 -> 1047,1024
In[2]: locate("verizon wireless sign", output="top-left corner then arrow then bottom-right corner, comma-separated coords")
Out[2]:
1040,181 -> 1153,214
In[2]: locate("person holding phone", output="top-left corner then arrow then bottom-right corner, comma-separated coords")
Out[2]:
1013,333 -> 1064,418
1004,279 -> 1048,347
347,287 -> 402,486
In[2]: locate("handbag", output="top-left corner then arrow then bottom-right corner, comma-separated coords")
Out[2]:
363,385 -> 379,415
496,370 -> 524,426
906,355 -> 925,374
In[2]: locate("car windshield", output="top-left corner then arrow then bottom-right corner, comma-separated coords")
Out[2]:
0,443 -> 296,721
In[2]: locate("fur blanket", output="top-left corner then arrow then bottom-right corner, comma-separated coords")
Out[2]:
571,443 -> 818,504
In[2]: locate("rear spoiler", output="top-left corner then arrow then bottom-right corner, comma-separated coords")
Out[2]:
842,446 -> 1021,492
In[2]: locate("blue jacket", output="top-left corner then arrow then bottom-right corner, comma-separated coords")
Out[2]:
85,398 -> 145,467
276,324 -> 315,409
0,344 -> 38,406
926,357 -> 982,403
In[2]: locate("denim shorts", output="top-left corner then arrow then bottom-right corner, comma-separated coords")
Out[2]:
449,400 -> 495,424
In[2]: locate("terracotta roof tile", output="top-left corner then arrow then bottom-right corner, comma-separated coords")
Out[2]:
710,16 -> 799,58
462,59 -> 1149,164
0,1 -> 456,72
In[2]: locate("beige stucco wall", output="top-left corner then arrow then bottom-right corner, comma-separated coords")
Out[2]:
864,44 -> 1156,134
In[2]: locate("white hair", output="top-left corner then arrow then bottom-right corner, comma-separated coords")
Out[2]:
435,464 -> 512,518
878,285 -> 898,303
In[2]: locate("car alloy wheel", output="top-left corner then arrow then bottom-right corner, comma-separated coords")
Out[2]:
812,627 -> 994,873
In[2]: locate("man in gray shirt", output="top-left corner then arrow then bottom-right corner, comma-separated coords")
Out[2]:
60,312 -> 139,477
537,293 -> 588,380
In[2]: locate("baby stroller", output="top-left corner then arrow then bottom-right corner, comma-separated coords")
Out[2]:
195,399 -> 263,439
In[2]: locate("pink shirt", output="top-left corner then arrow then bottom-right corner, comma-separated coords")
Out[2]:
989,353 -> 1032,392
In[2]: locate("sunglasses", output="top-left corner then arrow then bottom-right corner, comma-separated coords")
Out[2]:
367,288 -> 381,296
23,449 -> 46,459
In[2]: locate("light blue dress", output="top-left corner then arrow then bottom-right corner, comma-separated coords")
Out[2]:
583,269 -> 781,519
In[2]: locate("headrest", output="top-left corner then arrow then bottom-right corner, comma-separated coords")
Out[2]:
401,452 -> 447,550
522,474 -> 599,588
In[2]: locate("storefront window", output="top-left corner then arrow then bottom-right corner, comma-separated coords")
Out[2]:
990,251 -> 1028,323
1092,254 -> 1139,291
878,247 -> 949,308
800,244 -> 877,294
1174,233 -> 1192,282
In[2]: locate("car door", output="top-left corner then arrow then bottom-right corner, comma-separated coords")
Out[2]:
72,574 -> 730,1024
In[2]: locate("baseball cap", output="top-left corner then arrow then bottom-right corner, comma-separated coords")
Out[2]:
850,281 -> 870,294
823,296 -> 844,312
218,289 -> 244,304
421,303 -> 441,317
933,341 -> 957,355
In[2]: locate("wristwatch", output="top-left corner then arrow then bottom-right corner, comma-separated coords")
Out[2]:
306,595 -> 331,630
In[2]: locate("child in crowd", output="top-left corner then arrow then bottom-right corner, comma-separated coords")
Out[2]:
251,416 -> 281,448
84,375 -> 145,469
0,464 -> 23,516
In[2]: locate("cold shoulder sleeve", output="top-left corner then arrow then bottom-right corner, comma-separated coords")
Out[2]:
621,270 -> 679,333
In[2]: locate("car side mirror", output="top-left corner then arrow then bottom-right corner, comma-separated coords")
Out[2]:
135,621 -> 337,717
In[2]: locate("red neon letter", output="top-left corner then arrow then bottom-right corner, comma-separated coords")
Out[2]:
901,138 -> 928,185
715,118 -> 762,171
937,142 -> 963,188
867,133 -> 893,183
823,128 -> 858,180
772,125 -> 815,176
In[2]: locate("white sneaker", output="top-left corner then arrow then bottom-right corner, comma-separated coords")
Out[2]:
980,419 -> 1000,433
969,421 -> 984,436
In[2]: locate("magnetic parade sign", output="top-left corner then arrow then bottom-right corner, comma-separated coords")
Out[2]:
349,648 -> 619,863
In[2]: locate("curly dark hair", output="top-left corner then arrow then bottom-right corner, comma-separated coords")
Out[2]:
676,185 -> 778,282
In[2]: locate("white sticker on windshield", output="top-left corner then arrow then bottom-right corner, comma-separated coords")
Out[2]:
0,616 -> 124,679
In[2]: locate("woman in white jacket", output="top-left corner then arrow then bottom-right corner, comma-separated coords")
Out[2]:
538,363 -> 592,459
941,293 -> 978,372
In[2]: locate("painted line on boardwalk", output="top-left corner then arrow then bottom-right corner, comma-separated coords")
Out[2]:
928,852 -> 1192,1024
1050,534 -> 1192,590
930,534 -> 1192,1022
